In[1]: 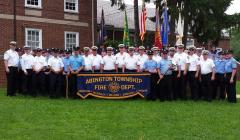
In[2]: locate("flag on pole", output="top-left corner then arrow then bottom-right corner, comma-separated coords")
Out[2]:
139,0 -> 147,41
161,4 -> 170,47
123,10 -> 130,46
176,12 -> 184,45
154,7 -> 163,49
98,9 -> 107,45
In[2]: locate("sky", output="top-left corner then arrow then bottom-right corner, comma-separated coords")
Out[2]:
120,0 -> 240,15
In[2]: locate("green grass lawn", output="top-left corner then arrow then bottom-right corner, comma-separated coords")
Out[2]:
237,81 -> 240,94
0,87 -> 240,140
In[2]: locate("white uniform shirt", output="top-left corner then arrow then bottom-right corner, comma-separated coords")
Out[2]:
91,54 -> 103,70
137,54 -> 148,70
124,55 -> 138,70
4,49 -> 19,67
48,57 -> 64,72
173,52 -> 188,71
82,55 -> 93,71
33,55 -> 47,71
199,58 -> 215,74
187,54 -> 200,71
101,55 -> 116,70
153,55 -> 162,63
21,53 -> 35,71
115,52 -> 129,68
168,56 -> 178,71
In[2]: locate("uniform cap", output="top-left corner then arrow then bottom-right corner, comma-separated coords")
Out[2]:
226,50 -> 233,54
106,46 -> 113,51
161,49 -> 169,54
202,50 -> 209,55
10,41 -> 17,45
65,49 -> 71,54
169,47 -> 175,51
73,47 -> 80,51
176,43 -> 184,48
23,46 -> 31,49
151,47 -> 159,51
118,44 -> 125,48
139,46 -> 145,50
147,50 -> 153,55
91,46 -> 98,50
188,45 -> 196,50
128,46 -> 135,51
83,47 -> 90,51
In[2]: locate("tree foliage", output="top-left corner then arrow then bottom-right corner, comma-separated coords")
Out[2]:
109,0 -> 240,46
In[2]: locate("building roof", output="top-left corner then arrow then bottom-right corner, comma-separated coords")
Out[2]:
97,0 -> 156,31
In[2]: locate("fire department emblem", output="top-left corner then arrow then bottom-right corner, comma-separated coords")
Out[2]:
108,82 -> 120,93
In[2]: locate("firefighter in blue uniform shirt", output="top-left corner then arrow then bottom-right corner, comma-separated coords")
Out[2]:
224,50 -> 237,103
157,49 -> 173,101
62,49 -> 71,97
213,51 -> 226,100
69,47 -> 85,98
143,50 -> 158,100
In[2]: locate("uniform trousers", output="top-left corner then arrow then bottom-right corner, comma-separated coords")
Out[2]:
125,69 -> 137,73
172,71 -> 179,100
201,73 -> 213,101
32,71 -> 46,96
22,69 -> 33,96
6,66 -> 18,96
225,73 -> 237,103
147,73 -> 158,100
177,71 -> 187,100
158,75 -> 172,101
187,71 -> 199,100
212,73 -> 226,100
16,69 -> 24,94
49,72 -> 62,98
44,70 -> 50,96
69,73 -> 79,98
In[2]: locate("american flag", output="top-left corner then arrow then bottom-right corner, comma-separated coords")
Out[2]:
139,1 -> 147,41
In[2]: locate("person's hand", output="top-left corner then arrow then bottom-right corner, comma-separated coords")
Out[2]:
177,73 -> 181,78
24,71 -> 28,75
160,74 -> 164,79
211,76 -> 215,81
195,73 -> 198,78
230,78 -> 234,84
5,68 -> 10,73
184,71 -> 187,76
35,70 -> 40,74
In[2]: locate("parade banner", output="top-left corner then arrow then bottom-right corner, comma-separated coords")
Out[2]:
77,73 -> 150,99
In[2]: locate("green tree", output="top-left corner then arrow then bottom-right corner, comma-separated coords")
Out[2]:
230,29 -> 240,60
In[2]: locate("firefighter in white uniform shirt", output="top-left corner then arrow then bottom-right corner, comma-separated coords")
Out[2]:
122,47 -> 140,73
82,47 -> 93,73
168,47 -> 179,100
21,46 -> 35,96
136,46 -> 148,72
173,44 -> 188,100
101,47 -> 117,73
48,49 -> 64,98
199,50 -> 215,101
4,41 -> 19,96
115,44 -> 129,72
186,46 -> 200,100
152,47 -> 162,63
91,46 -> 103,73
32,48 -> 47,96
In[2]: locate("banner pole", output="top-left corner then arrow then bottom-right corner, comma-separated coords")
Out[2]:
66,75 -> 69,99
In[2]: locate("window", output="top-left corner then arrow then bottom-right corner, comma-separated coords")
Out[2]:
25,0 -> 42,8
65,32 -> 79,50
64,0 -> 78,13
25,28 -> 42,50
